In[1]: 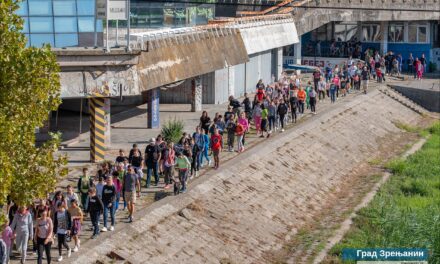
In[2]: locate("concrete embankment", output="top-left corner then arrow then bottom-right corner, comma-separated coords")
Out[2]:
72,89 -> 424,264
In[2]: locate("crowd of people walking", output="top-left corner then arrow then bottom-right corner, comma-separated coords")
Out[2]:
1,51 -> 416,263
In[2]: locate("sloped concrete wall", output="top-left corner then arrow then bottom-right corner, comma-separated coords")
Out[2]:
72,89 -> 423,264
137,33 -> 248,91
391,85 -> 440,112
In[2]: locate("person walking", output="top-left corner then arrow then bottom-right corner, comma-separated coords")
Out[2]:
122,166 -> 140,223
260,104 -> 269,138
225,114 -> 236,152
407,53 -> 414,75
289,85 -> 298,123
101,176 -> 116,232
199,111 -> 211,134
163,142 -> 175,189
145,138 -> 160,187
268,101 -> 277,133
309,88 -> 317,114
297,87 -> 306,114
1,221 -> 13,264
252,103 -> 262,136
200,130 -> 211,167
67,200 -> 83,252
235,119 -> 245,153
305,82 -> 312,109
87,187 -> 104,237
361,66 -> 370,94
210,128 -> 223,170
34,209 -> 53,264
237,112 -> 249,148
175,151 -> 191,194
277,99 -> 289,132
53,202 -> 71,262
318,77 -> 326,100
77,168 -> 93,211
11,206 -> 33,264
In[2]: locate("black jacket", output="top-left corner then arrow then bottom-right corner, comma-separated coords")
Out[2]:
102,185 -> 116,204
87,195 -> 104,213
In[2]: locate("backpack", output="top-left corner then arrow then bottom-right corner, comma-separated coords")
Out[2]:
235,123 -> 244,135
278,103 -> 288,115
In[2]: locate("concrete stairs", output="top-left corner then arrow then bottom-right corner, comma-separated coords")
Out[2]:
378,86 -> 430,116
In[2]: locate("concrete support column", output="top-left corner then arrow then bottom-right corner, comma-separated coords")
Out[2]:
381,21 -> 389,54
89,97 -> 111,163
147,88 -> 160,128
294,35 -> 302,75
228,66 -> 235,98
293,35 -> 302,65
276,47 -> 283,79
191,77 -> 202,112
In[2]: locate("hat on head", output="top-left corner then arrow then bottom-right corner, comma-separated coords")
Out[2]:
149,137 -> 156,144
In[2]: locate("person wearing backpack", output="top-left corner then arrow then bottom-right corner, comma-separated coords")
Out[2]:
277,99 -> 289,132
289,85 -> 298,123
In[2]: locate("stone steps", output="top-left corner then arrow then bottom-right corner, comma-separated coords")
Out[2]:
378,87 -> 429,115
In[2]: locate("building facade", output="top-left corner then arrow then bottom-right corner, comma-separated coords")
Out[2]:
296,20 -> 440,71
18,0 -> 103,48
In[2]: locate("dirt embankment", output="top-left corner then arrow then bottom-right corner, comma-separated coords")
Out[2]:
72,89 -> 426,264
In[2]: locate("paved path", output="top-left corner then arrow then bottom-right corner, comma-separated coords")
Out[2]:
9,76 -> 433,263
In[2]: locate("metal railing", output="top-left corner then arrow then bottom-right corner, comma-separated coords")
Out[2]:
129,14 -> 295,51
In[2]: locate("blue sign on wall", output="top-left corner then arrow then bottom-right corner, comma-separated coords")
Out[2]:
147,88 -> 160,129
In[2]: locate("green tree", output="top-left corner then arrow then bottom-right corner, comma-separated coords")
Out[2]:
0,0 -> 67,223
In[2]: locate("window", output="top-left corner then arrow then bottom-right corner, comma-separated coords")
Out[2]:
30,17 -> 53,33
54,17 -> 77,33
333,23 -> 360,42
30,34 -> 54,47
334,24 -> 346,41
362,24 -> 382,42
28,0 -> 52,16
311,24 -> 332,41
77,0 -> 95,15
78,17 -> 95,32
53,0 -> 76,16
388,24 -> 404,42
55,34 -> 78,47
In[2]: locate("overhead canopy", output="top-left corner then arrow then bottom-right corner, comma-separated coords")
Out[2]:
236,21 -> 299,55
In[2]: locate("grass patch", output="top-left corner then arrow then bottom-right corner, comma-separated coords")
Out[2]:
327,122 -> 440,264
394,121 -> 420,133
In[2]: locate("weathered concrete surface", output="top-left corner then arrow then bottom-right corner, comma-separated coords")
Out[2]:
391,84 -> 440,113
71,88 -> 424,264
294,0 -> 440,35
59,66 -> 140,98
137,32 -> 248,91
238,21 -> 299,55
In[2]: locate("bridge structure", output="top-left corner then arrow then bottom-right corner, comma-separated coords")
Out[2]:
49,0 -> 439,162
